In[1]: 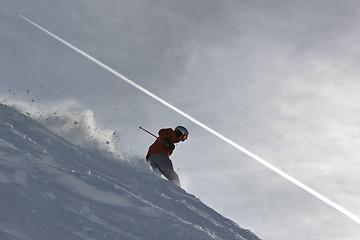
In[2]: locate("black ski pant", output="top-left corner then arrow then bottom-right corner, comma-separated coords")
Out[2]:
147,154 -> 180,187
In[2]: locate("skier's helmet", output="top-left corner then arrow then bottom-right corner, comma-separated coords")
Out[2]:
175,126 -> 188,141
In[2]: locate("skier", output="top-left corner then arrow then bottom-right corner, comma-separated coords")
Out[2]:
146,126 -> 188,187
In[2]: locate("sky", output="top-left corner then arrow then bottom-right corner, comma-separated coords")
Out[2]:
1,0 -> 360,239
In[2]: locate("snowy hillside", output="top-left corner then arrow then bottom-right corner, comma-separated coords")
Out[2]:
0,104 -> 260,240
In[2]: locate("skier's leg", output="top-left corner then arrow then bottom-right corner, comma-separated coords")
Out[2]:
161,168 -> 181,187
147,154 -> 181,187
147,156 -> 160,170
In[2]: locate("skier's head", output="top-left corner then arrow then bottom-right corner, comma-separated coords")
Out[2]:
175,126 -> 188,142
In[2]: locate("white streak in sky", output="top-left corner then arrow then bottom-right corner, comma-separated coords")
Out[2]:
19,15 -> 360,225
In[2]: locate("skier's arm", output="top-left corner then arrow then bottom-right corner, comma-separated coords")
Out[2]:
164,138 -> 175,150
159,129 -> 176,150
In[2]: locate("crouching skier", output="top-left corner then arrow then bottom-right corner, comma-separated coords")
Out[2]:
145,126 -> 188,187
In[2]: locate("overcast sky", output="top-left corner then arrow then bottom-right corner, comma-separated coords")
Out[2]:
1,0 -> 360,239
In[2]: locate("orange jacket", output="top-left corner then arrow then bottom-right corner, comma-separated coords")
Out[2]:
146,128 -> 180,158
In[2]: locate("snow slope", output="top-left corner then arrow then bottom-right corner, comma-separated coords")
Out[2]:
0,104 -> 260,240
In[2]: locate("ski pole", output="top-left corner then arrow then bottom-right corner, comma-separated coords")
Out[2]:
139,126 -> 169,146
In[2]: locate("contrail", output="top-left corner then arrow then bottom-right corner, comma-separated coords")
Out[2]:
20,15 -> 360,225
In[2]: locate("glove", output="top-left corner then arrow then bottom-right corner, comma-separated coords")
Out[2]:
164,138 -> 175,150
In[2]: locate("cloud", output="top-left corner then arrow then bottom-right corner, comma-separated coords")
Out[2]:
274,60 -> 360,214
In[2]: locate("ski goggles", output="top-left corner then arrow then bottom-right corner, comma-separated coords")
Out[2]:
182,134 -> 188,141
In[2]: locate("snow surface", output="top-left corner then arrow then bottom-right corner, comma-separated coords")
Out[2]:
0,104 -> 260,240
